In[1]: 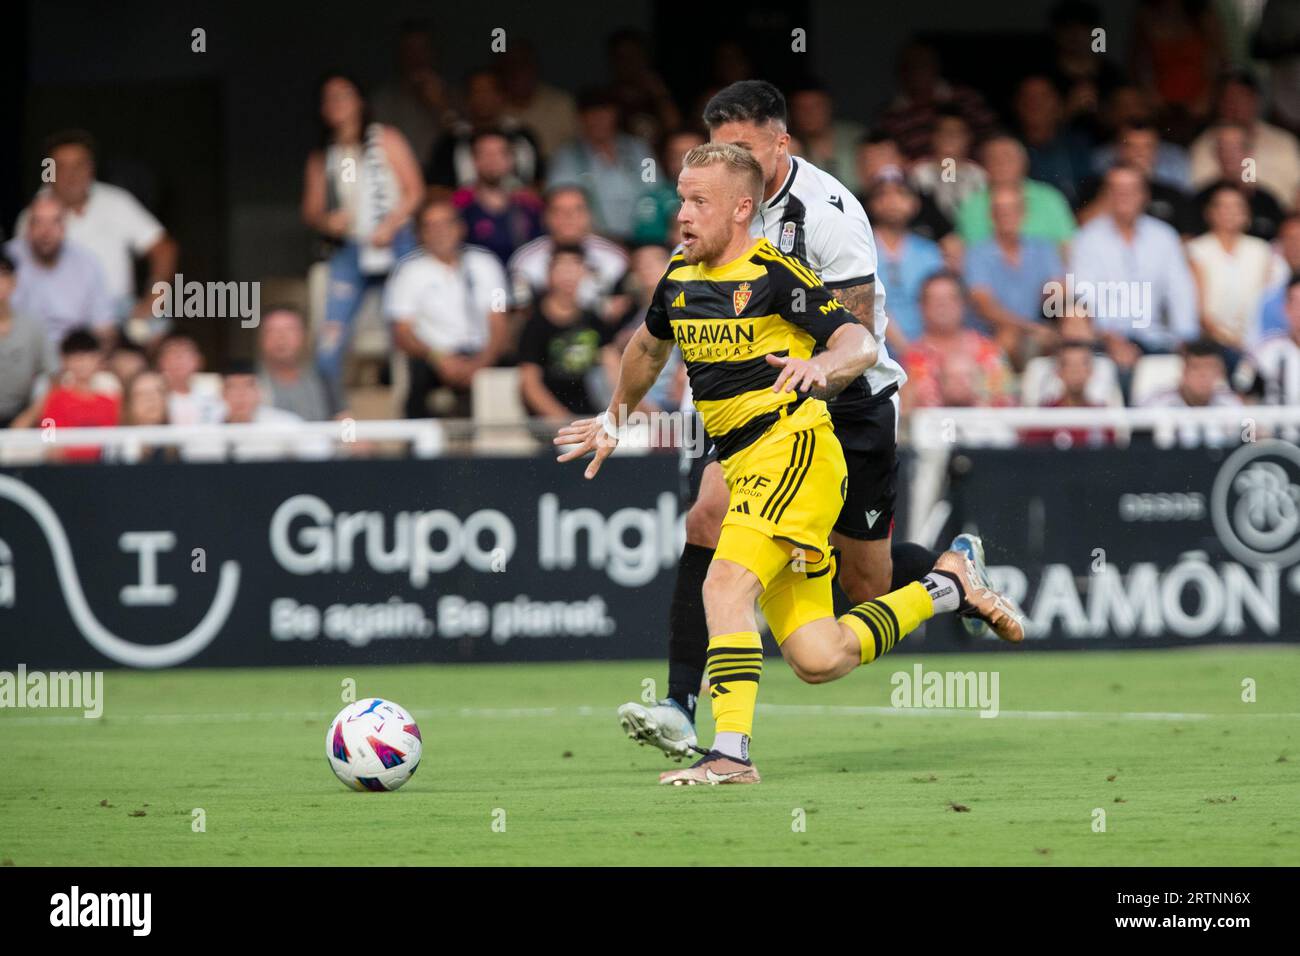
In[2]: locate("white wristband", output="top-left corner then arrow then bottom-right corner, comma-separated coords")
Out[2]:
597,411 -> 620,440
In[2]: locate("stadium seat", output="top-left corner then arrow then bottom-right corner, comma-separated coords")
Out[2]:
1130,354 -> 1184,407
471,367 -> 537,453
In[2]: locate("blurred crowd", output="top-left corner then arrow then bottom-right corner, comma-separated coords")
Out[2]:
4,0 -> 1300,460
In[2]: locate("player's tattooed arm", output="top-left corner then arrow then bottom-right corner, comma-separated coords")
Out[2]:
768,323 -> 876,399
829,280 -> 875,331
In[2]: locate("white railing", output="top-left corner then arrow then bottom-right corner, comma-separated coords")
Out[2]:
0,418 -> 669,463
908,405 -> 1300,450
2,406 -> 1299,457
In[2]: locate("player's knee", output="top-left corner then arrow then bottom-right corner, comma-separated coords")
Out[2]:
787,646 -> 840,685
702,560 -> 756,612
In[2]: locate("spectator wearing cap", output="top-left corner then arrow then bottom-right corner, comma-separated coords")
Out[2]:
954,135 -> 1077,250
257,307 -> 347,422
901,271 -> 1016,410
1069,164 -> 1198,373
787,78 -> 867,194
6,193 -> 115,355
1188,71 -> 1300,210
11,329 -> 118,461
427,68 -> 543,188
506,185 -> 628,312
965,185 -> 1066,367
876,40 -> 1001,160
452,129 -> 544,265
1190,122 -> 1288,240
0,250 -> 51,428
854,131 -> 957,265
384,197 -> 508,419
547,88 -> 654,242
15,130 -> 178,329
863,169 -> 944,351
1187,184 -> 1289,355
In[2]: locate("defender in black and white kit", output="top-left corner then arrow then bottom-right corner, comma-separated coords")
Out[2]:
618,81 -> 1013,759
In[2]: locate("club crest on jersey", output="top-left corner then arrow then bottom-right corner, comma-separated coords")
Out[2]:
780,221 -> 798,253
732,281 -> 752,316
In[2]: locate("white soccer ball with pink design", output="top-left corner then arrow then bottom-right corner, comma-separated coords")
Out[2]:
326,698 -> 422,791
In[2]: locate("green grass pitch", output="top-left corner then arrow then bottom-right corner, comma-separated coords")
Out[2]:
1,647 -> 1297,866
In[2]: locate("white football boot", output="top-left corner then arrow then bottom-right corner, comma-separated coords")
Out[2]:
617,699 -> 699,761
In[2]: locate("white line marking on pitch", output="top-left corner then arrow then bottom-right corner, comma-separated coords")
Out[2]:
1,705 -> 1298,726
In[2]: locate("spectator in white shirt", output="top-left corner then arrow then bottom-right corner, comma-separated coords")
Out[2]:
506,184 -> 628,311
1188,184 -> 1289,354
6,194 -> 116,354
384,197 -> 508,418
214,361 -> 329,462
19,130 -> 178,329
1069,164 -> 1199,390
1141,339 -> 1241,448
156,331 -> 223,426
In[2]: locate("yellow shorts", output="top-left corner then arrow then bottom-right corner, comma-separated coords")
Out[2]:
717,416 -> 847,568
713,525 -> 838,645
712,414 -> 847,644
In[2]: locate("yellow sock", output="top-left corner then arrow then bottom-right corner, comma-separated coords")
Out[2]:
839,581 -> 934,665
706,631 -> 763,736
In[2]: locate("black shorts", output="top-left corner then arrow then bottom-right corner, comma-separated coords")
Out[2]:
831,390 -> 899,541
681,391 -> 898,543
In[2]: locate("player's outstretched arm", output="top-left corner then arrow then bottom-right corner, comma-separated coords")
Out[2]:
767,323 -> 876,399
554,324 -> 674,480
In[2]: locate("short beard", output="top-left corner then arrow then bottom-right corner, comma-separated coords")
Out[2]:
681,235 -> 719,265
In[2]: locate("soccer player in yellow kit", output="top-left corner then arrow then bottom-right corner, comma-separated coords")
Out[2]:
556,143 -> 1022,785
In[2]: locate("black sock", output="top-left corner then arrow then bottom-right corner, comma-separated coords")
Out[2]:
890,542 -> 942,592
666,543 -> 713,722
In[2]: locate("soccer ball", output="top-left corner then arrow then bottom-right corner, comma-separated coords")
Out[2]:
326,698 -> 422,792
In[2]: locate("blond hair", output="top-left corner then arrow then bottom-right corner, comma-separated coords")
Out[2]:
681,142 -> 764,218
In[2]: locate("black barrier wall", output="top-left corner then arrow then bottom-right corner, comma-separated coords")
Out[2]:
933,439 -> 1300,650
3,441 -> 1298,669
0,456 -> 683,669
